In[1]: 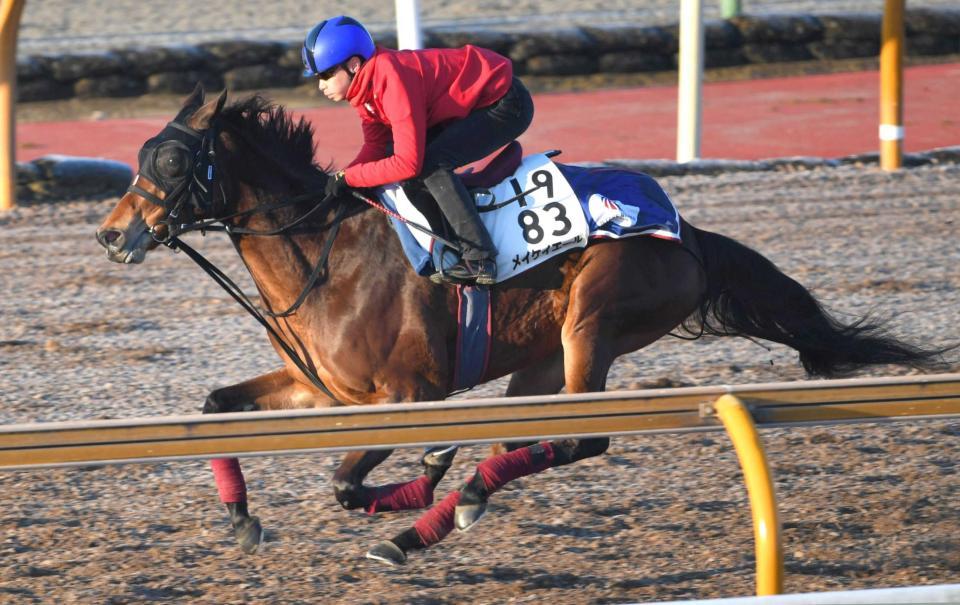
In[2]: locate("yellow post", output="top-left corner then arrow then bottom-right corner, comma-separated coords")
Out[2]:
715,394 -> 784,596
1,0 -> 26,211
880,0 -> 905,171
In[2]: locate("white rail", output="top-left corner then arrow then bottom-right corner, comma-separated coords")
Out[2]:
643,582 -> 960,604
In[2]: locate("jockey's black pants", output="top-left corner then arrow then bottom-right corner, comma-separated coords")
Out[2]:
413,77 -> 534,260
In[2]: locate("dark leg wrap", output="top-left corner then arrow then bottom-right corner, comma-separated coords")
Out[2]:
226,501 -> 250,527
210,458 -> 247,503
550,437 -> 610,467
390,526 -> 427,554
424,462 -> 451,485
473,441 -> 557,494
333,480 -> 373,511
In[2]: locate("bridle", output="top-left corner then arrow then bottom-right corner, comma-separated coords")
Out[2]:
127,114 -> 345,401
130,119 -> 223,240
127,109 -> 470,401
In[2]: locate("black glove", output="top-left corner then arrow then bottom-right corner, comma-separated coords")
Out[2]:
325,170 -> 348,198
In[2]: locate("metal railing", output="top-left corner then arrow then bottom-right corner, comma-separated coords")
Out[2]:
2,373 -> 959,595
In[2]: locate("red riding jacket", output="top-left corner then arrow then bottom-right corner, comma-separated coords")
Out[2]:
341,45 -> 513,188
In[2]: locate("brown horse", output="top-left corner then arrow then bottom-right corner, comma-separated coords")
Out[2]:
96,86 -> 941,565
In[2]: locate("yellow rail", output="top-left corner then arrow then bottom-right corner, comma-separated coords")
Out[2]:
880,0 -> 905,171
716,394 -> 783,596
2,373 -> 958,470
0,0 -> 26,211
2,373 -> 959,470
2,373 -> 959,595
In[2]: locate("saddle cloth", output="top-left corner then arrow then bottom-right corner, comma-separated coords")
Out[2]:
378,153 -> 682,284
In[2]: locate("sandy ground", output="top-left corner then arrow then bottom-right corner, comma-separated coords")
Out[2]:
0,156 -> 958,602
17,1 -> 960,54
5,1 -> 960,602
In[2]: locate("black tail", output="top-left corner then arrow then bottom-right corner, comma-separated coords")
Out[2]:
686,224 -> 948,377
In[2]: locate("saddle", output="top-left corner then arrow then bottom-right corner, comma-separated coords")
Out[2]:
458,141 -> 524,189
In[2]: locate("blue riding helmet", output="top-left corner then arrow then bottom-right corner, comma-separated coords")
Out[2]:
302,16 -> 376,77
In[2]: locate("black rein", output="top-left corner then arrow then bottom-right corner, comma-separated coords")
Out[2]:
145,117 -> 346,402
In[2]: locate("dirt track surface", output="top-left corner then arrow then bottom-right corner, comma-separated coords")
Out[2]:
1,162 -> 959,602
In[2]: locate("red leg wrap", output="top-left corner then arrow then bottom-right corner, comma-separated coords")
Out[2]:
210,458 -> 246,503
365,475 -> 434,514
412,490 -> 461,546
476,441 -> 555,492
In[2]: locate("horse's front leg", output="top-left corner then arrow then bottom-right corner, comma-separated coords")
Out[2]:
333,445 -> 459,513
203,368 -> 334,554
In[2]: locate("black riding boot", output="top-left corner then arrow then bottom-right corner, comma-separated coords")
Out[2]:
422,168 -> 497,286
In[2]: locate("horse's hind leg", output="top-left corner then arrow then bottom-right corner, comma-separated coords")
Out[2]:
332,446 -> 456,514
445,239 -> 704,530
366,354 -> 566,566
332,444 -> 461,515
368,241 -> 706,565
452,328 -> 615,531
490,350 -> 566,455
451,239 -> 709,530
449,240 -> 702,531
203,368 -> 335,554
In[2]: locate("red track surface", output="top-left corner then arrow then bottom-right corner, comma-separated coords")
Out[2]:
16,63 -> 960,168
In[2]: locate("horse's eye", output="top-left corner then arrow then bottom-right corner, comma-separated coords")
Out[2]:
155,145 -> 190,179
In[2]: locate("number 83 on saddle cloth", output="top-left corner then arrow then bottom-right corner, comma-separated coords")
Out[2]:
381,153 -> 590,283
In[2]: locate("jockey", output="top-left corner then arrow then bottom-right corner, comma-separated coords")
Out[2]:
302,15 -> 535,286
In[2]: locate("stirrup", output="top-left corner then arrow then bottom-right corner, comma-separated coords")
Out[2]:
430,258 -> 496,286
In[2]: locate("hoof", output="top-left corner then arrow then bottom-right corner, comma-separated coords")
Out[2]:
234,516 -> 264,554
366,540 -> 406,566
421,445 -> 459,468
454,501 -> 487,532
455,473 -> 489,532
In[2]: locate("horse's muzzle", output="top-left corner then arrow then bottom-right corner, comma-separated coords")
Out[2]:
96,226 -> 149,264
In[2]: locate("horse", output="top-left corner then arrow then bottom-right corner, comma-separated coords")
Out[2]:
95,85 -> 943,565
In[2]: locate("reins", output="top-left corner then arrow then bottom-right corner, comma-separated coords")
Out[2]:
349,190 -> 462,252
137,115 -> 350,402
161,190 -> 346,401
135,108 -> 470,403
163,233 -> 341,400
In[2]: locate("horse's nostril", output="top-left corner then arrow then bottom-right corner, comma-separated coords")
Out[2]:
97,229 -> 124,248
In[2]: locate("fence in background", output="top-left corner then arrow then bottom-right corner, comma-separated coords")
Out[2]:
1,1 -> 913,209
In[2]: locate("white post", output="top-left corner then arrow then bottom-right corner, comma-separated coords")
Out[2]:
676,0 -> 704,163
395,0 -> 423,50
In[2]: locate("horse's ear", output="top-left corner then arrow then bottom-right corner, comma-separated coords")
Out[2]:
188,89 -> 228,130
183,82 -> 205,110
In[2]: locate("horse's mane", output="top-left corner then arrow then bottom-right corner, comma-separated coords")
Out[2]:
217,95 -> 326,186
